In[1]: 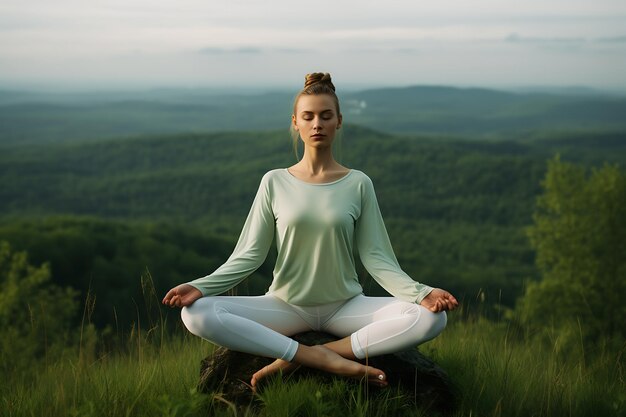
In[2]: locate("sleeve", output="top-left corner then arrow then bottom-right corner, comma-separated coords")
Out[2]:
186,172 -> 275,297
355,175 -> 434,304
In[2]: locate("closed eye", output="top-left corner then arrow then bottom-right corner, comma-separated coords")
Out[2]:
301,110 -> 335,118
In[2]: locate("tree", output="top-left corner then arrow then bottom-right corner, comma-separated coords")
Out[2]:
517,155 -> 626,343
0,241 -> 79,374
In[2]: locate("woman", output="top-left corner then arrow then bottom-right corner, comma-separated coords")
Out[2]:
162,72 -> 458,389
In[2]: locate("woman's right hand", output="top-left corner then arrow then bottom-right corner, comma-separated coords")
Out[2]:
162,284 -> 203,308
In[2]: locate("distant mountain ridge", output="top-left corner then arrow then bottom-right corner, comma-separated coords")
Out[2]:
1,85 -> 625,145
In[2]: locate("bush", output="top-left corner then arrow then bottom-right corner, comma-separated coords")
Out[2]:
0,241 -> 79,376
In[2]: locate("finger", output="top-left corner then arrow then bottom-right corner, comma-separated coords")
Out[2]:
176,295 -> 185,307
439,295 -> 451,310
163,288 -> 178,304
441,292 -> 458,309
169,295 -> 179,307
445,293 -> 459,305
174,295 -> 182,307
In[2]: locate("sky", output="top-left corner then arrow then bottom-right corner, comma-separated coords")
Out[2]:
1,0 -> 625,92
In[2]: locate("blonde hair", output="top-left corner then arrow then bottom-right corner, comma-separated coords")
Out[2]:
289,72 -> 342,161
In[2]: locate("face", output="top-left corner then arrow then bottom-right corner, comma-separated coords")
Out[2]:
292,94 -> 342,149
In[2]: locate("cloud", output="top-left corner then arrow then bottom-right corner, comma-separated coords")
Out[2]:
273,47 -> 313,54
503,33 -> 590,53
505,33 -> 586,44
393,47 -> 420,54
198,46 -> 314,55
594,35 -> 626,43
198,46 -> 262,54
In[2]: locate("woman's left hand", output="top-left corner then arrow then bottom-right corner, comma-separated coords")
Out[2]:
420,288 -> 459,312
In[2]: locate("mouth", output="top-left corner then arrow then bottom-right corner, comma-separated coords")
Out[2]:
311,134 -> 325,139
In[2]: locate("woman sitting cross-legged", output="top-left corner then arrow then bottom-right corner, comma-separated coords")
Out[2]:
162,72 -> 458,390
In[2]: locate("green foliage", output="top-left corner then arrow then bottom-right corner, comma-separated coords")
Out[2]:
0,241 -> 79,376
2,126 -> 625,231
0,217 -> 275,330
517,155 -> 626,343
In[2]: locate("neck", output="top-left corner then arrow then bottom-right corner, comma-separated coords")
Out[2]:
299,146 -> 339,174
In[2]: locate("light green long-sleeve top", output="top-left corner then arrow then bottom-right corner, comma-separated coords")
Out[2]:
187,168 -> 434,306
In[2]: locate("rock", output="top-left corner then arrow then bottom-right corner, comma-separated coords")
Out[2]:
198,331 -> 456,413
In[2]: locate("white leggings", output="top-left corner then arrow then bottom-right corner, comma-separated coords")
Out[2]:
181,294 -> 446,362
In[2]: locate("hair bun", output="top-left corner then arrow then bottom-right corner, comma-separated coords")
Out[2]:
304,72 -> 335,91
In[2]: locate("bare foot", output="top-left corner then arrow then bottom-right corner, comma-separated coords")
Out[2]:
250,345 -> 388,391
311,345 -> 388,387
251,358 -> 299,390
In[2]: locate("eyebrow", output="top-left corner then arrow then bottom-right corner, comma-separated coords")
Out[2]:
301,109 -> 334,115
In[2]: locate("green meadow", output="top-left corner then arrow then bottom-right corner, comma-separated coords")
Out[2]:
3,287 -> 623,417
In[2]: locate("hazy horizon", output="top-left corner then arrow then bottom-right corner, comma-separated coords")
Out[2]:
2,81 -> 625,97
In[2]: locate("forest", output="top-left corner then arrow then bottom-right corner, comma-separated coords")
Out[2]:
1,86 -> 625,416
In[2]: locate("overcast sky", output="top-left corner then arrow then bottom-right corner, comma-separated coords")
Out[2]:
1,0 -> 625,91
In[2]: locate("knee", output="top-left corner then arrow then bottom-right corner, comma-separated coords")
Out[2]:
398,303 -> 447,345
180,305 -> 194,332
421,309 -> 447,341
180,299 -> 222,339
402,306 -> 447,345
180,304 -> 200,336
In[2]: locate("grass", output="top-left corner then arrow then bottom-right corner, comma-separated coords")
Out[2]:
1,272 -> 624,417
424,316 -> 625,417
2,331 -> 208,417
2,312 -> 624,417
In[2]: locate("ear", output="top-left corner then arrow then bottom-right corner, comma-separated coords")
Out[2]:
337,113 -> 342,129
292,114 -> 298,131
